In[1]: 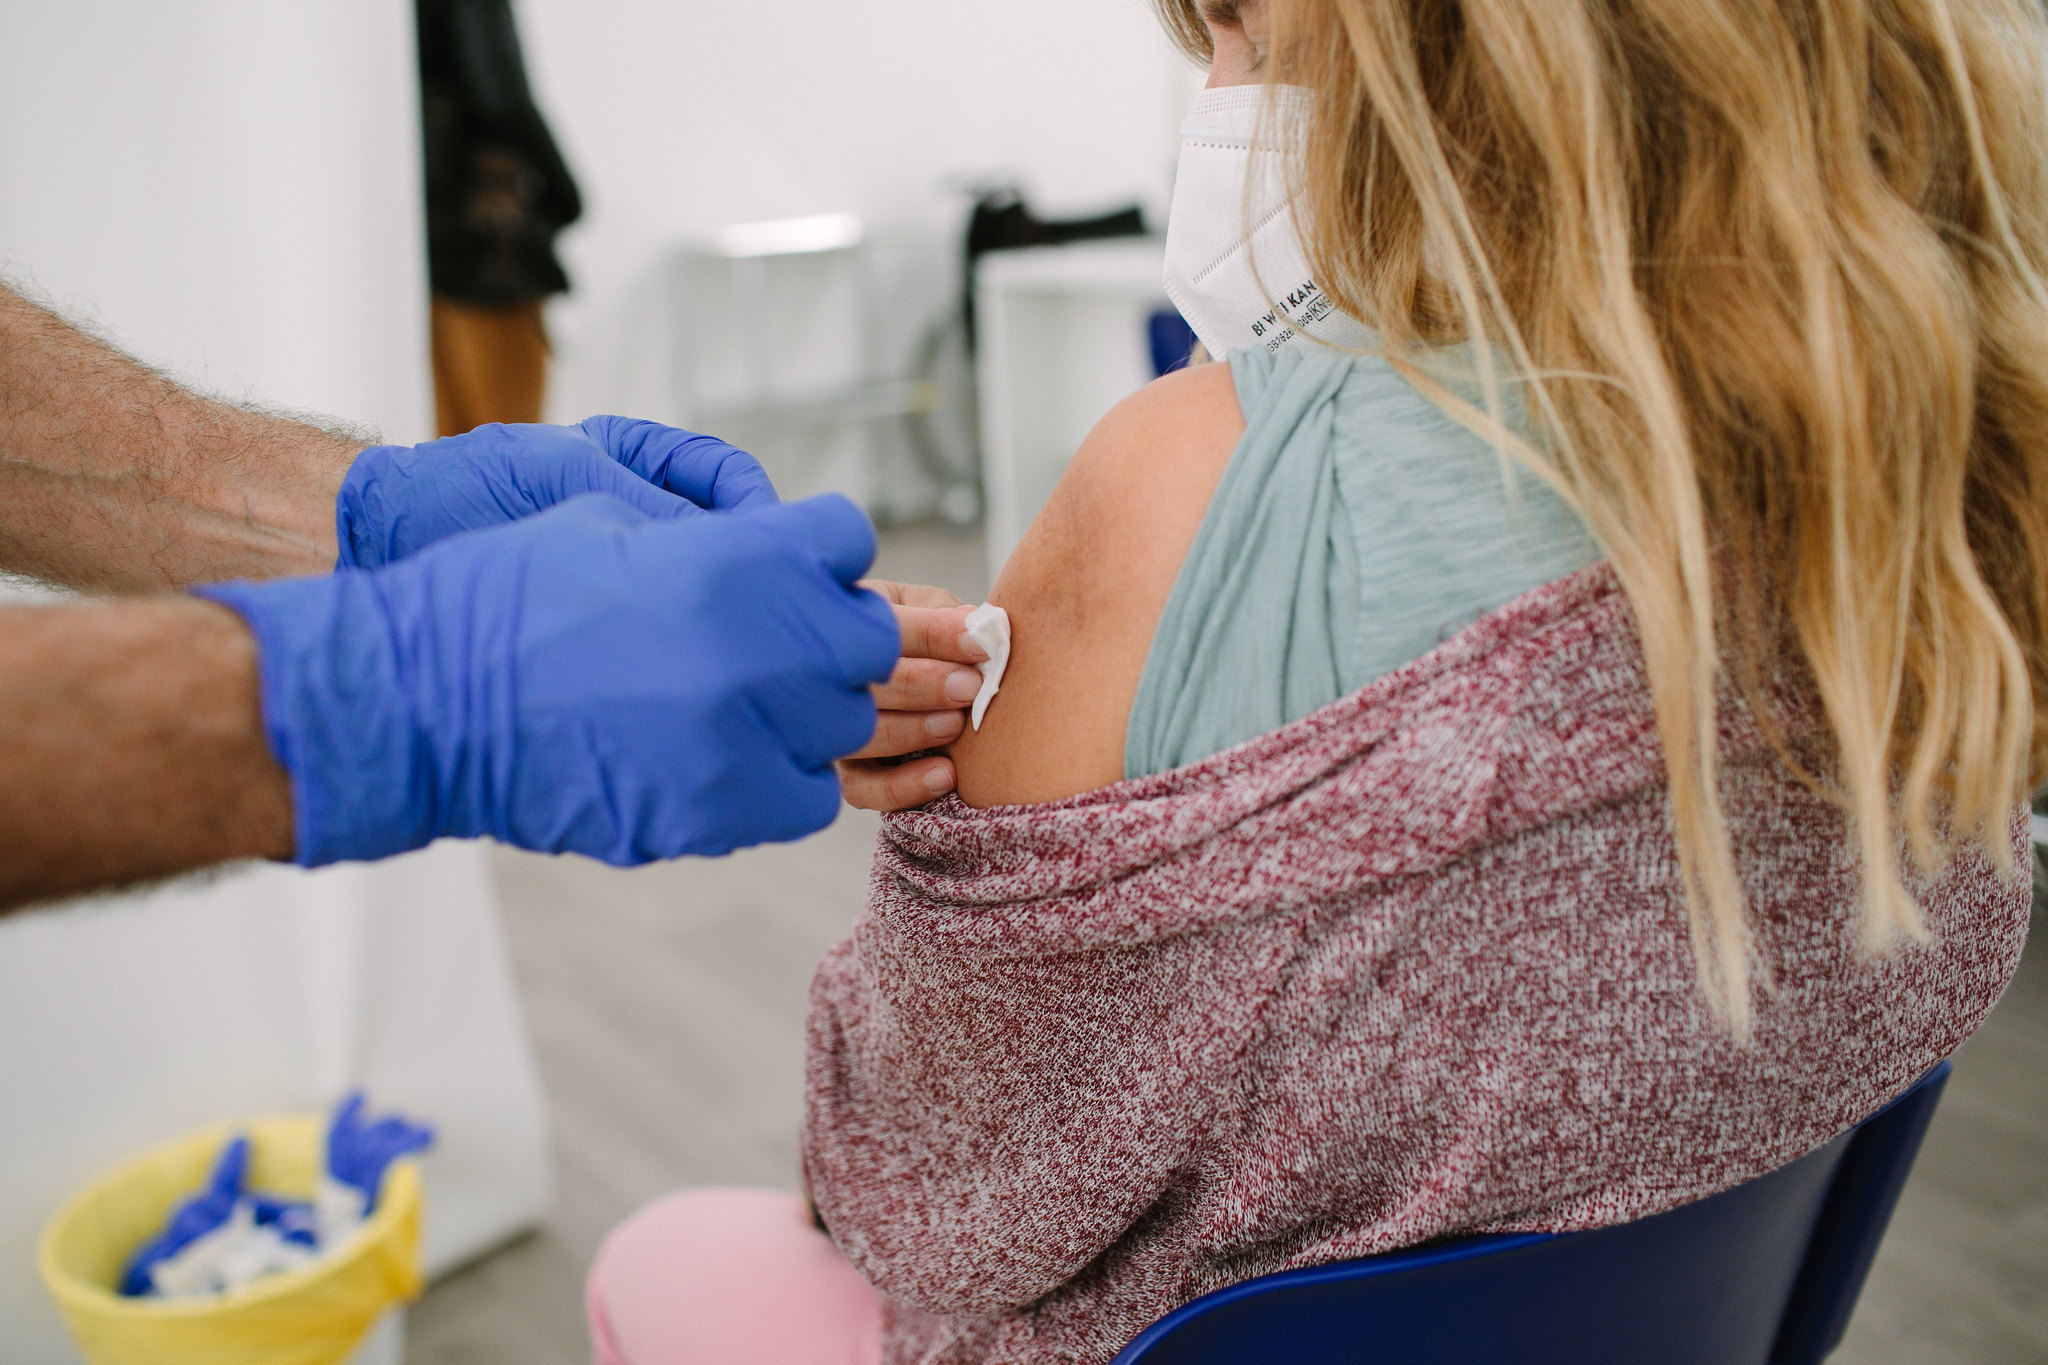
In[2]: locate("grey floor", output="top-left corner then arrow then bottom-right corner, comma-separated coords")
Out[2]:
407,523 -> 2047,1365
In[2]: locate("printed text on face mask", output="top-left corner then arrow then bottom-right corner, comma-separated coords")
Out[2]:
1250,279 -> 1340,350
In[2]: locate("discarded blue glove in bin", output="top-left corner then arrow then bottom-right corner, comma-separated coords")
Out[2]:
252,1193 -> 321,1249
118,1136 -> 252,1296
322,1091 -> 435,1230
118,1092 -> 434,1300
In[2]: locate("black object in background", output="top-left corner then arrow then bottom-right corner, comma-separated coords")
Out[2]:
417,0 -> 582,305
963,190 -> 1147,269
960,188 -> 1148,345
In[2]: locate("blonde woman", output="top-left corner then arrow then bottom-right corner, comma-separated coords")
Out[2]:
586,1 -> 2045,1361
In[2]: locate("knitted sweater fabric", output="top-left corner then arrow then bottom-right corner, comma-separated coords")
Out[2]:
800,562 -> 2030,1365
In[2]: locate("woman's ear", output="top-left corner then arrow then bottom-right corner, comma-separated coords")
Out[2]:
1203,2 -> 1266,87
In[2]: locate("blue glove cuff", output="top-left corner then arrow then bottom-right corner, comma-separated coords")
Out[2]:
193,574 -> 471,866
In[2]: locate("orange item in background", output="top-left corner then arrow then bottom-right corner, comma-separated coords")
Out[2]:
429,296 -> 549,437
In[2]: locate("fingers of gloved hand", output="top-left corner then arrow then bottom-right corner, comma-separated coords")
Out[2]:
845,706 -> 967,761
727,496 -> 899,687
836,754 -> 957,811
567,451 -> 716,525
579,415 -> 779,510
871,655 -> 984,713
752,674 -> 882,770
335,425 -> 708,569
616,498 -> 896,688
469,423 -> 709,524
812,583 -> 902,690
767,493 -> 881,588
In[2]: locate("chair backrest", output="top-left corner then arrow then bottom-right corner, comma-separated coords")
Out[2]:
1111,1062 -> 1950,1365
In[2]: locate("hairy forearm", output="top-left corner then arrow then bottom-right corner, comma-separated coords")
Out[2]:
0,597 -> 294,909
0,283 -> 366,591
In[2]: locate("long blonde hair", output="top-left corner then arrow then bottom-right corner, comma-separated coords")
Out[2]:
1155,0 -> 2048,1031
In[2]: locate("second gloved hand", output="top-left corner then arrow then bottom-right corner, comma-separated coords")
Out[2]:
199,493 -> 898,865
336,417 -> 780,569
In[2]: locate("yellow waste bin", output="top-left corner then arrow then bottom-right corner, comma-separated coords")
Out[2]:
38,1113 -> 423,1365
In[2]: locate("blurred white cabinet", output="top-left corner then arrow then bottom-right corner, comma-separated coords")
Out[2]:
665,216 -> 976,522
974,239 -> 1170,583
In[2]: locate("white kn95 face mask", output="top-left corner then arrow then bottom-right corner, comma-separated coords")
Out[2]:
1161,84 -> 1375,360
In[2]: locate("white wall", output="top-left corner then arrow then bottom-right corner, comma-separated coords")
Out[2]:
0,0 -> 433,441
0,0 -> 1202,447
519,0 -> 1201,428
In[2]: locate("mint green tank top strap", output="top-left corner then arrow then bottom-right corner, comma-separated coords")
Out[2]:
1124,344 -> 1599,779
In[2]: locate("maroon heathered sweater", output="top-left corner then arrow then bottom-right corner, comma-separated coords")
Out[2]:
801,564 -> 2030,1365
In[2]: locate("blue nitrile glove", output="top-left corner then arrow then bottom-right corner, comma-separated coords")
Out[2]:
196,492 -> 897,866
336,416 -> 779,569
326,1092 -> 434,1216
581,415 -> 779,513
249,1194 -> 319,1248
120,1135 -> 250,1296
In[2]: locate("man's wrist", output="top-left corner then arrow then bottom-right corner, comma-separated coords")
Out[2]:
158,403 -> 368,582
0,285 -> 375,590
0,596 -> 297,909
183,598 -> 298,862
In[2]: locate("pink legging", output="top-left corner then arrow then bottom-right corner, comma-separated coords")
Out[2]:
586,1187 -> 885,1365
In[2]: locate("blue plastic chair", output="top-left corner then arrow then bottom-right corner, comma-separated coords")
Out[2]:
1112,1062 -> 1950,1365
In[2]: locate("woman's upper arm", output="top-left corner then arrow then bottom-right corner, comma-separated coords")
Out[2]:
951,361 -> 1246,807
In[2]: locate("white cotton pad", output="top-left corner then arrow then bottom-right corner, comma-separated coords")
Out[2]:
963,602 -> 1012,730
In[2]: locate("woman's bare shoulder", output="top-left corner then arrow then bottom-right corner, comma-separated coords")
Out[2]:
950,361 -> 1245,807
